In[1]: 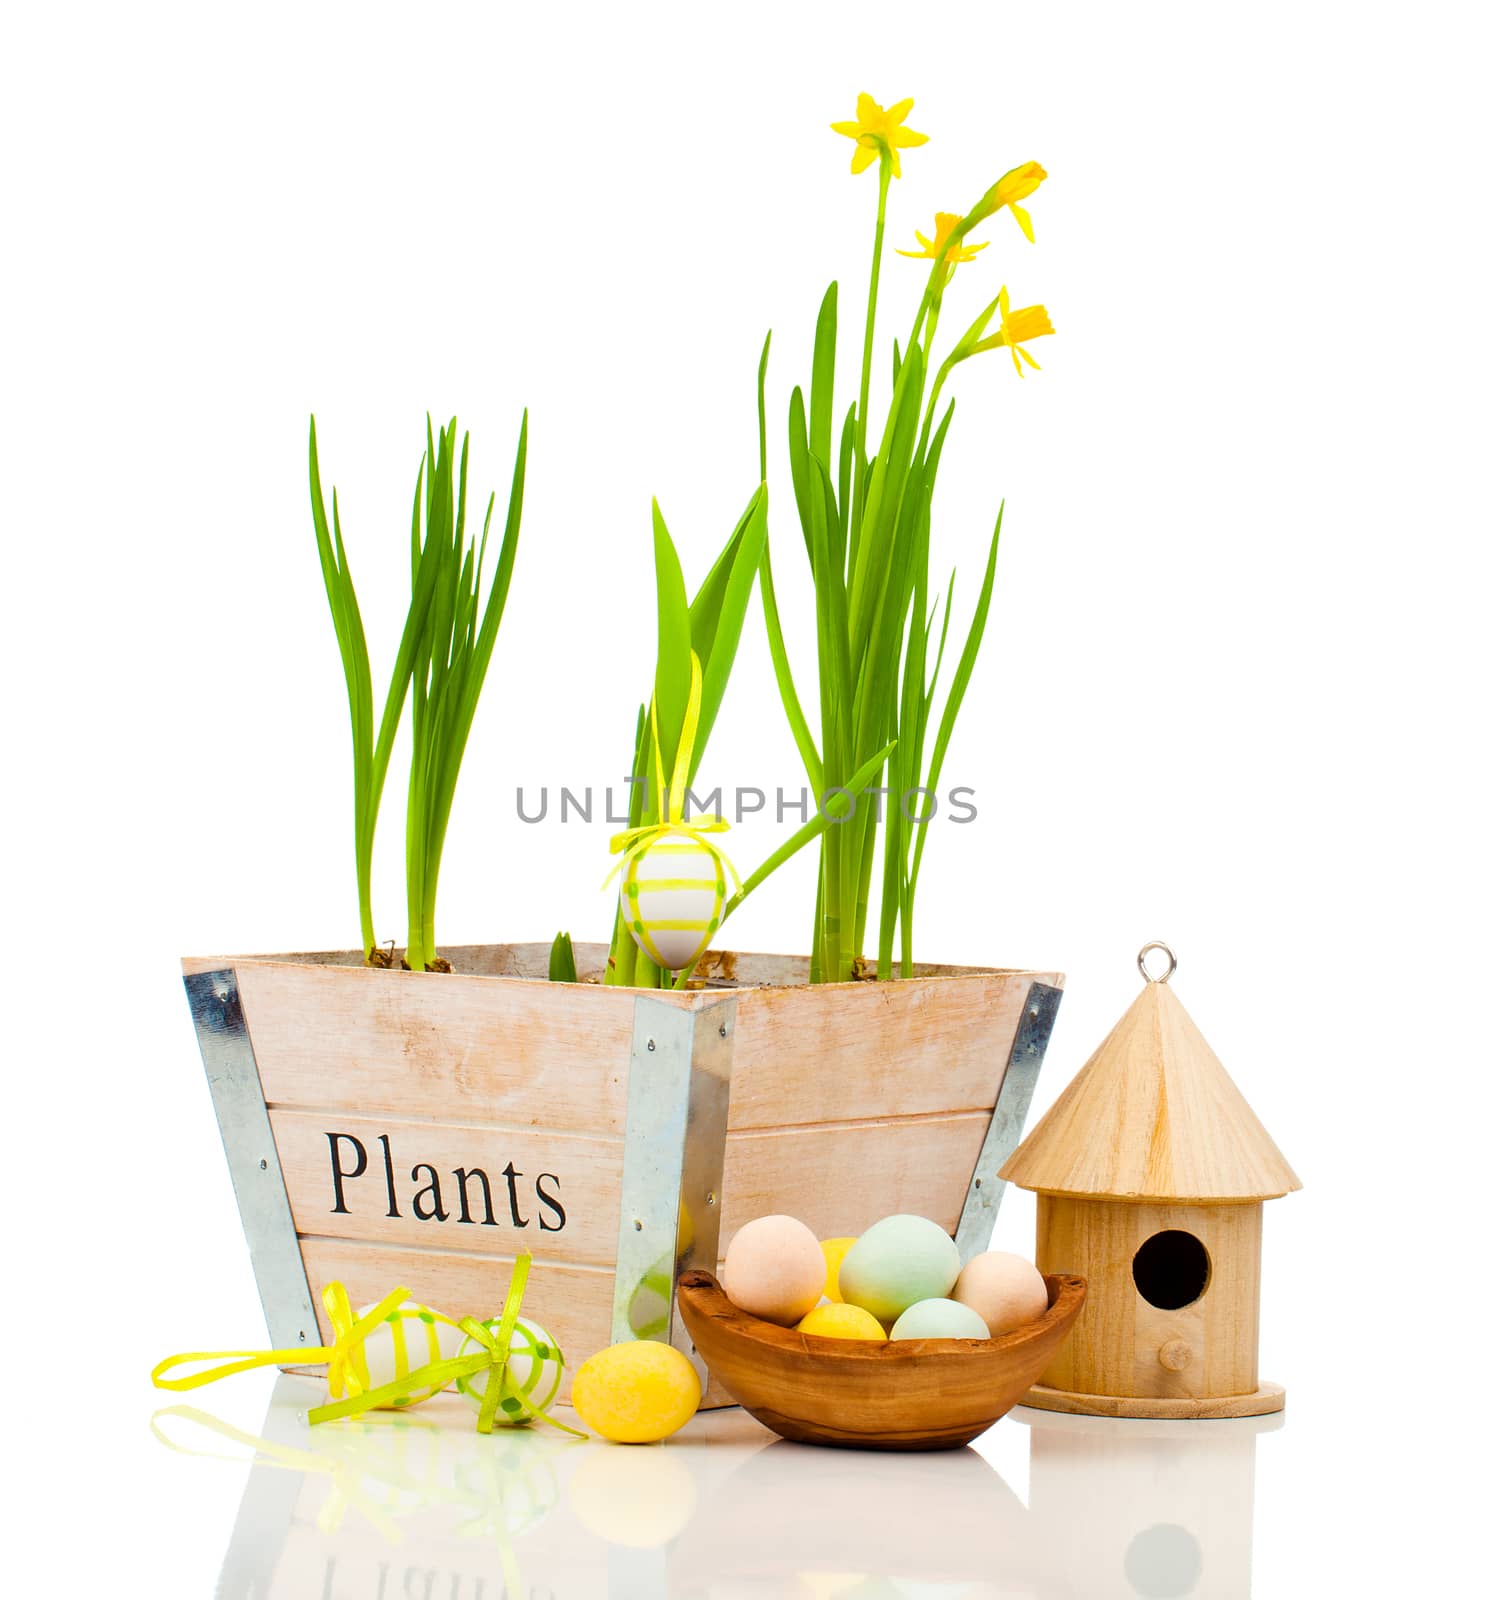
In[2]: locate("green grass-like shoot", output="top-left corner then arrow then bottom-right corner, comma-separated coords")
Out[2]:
310,417 -> 445,961
309,412 -> 526,969
548,931 -> 577,983
404,415 -> 528,971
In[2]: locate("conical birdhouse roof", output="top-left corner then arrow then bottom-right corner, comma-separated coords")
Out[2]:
999,975 -> 1301,1203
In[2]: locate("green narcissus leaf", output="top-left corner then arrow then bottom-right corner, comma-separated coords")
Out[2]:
650,499 -> 692,776
549,932 -> 577,984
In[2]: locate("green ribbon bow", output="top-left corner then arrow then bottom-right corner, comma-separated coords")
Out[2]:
308,1255 -> 583,1436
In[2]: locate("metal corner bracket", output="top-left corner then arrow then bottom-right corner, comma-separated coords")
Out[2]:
610,993 -> 736,1389
955,979 -> 1063,1261
184,969 -> 319,1351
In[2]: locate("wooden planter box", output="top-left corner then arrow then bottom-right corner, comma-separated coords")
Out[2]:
183,942 -> 1063,1403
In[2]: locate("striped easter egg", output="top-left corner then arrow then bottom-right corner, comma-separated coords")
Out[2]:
619,829 -> 726,971
340,1300 -> 464,1408
455,1317 -> 564,1426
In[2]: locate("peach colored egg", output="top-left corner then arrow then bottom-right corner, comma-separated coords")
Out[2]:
952,1250 -> 1049,1335
723,1215 -> 826,1325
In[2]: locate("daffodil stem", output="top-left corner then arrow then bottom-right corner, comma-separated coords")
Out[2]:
855,160 -> 892,460
923,297 -> 943,368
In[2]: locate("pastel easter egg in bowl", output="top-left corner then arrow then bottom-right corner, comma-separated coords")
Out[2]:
724,1215 -> 827,1325
889,1298 -> 990,1341
795,1302 -> 887,1342
619,829 -> 726,971
838,1215 -> 962,1324
819,1236 -> 856,1303
952,1250 -> 1050,1336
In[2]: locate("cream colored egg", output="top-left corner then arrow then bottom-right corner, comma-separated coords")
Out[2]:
952,1250 -> 1049,1335
620,830 -> 726,970
723,1215 -> 827,1325
347,1300 -> 463,1407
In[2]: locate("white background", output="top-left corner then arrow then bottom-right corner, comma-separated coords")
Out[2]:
2,2 -> 1481,1594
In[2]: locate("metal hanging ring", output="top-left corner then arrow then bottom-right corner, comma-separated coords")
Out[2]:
1138,941 -> 1177,983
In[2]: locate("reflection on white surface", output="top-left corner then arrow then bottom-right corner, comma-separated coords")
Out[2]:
1021,1406 -> 1282,1599
158,1377 -> 1283,1597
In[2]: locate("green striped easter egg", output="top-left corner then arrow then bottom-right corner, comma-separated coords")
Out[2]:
620,829 -> 726,971
455,1318 -> 564,1425
349,1300 -> 463,1407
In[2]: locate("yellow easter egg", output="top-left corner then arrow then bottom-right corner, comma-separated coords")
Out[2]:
620,829 -> 726,970
795,1302 -> 887,1341
571,1340 -> 702,1444
819,1237 -> 857,1302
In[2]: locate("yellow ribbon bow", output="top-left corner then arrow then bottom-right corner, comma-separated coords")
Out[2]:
308,1255 -> 584,1436
152,1258 -> 583,1436
605,650 -> 742,898
151,1282 -> 442,1408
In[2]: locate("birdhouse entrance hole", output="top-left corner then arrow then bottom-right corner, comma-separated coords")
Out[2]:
1132,1230 -> 1210,1310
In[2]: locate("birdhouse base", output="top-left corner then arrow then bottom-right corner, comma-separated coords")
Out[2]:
1017,1379 -> 1285,1420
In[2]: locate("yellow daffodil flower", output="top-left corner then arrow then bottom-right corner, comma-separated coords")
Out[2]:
896,212 -> 989,268
985,161 -> 1048,242
830,94 -> 928,178
979,286 -> 1055,376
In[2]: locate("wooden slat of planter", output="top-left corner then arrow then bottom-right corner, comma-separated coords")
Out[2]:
216,959 -> 683,1134
270,1110 -> 624,1265
719,1112 -> 991,1252
181,950 -> 1058,1133
297,1237 -> 615,1405
725,971 -> 1046,1128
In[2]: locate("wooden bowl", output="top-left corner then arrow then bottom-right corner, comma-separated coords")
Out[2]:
677,1269 -> 1086,1451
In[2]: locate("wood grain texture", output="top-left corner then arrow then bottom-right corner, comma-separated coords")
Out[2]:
1035,1194 -> 1262,1402
726,970 -> 1053,1128
182,949 -> 1061,1135
190,957 -> 658,1134
718,1113 -> 990,1252
184,948 -> 1060,1134
676,1269 -> 1086,1450
1018,1379 -> 1285,1418
1000,978 -> 1300,1202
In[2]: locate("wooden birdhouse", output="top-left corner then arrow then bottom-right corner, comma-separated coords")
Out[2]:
1000,943 -> 1300,1418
